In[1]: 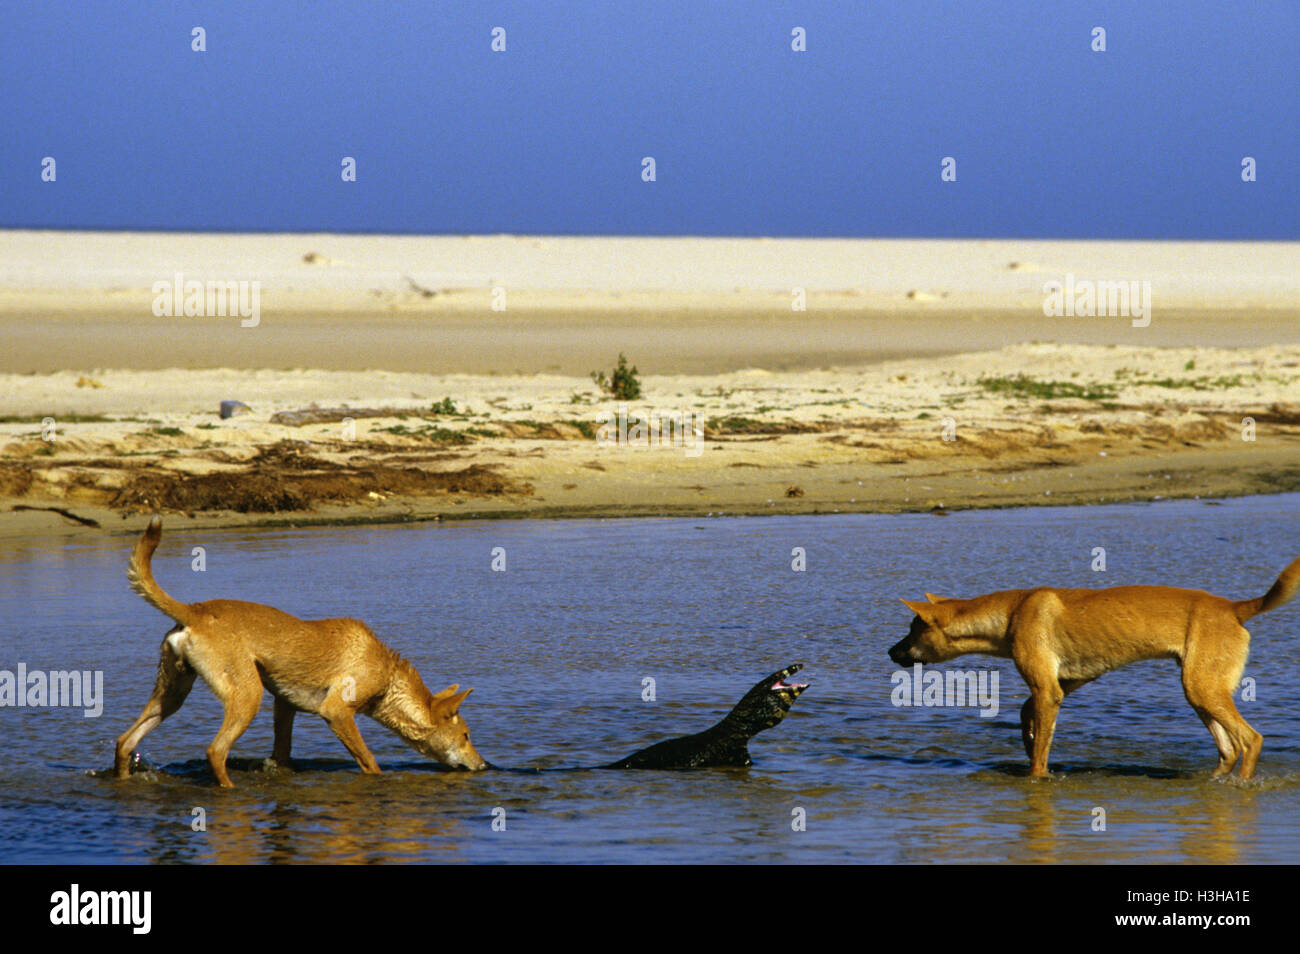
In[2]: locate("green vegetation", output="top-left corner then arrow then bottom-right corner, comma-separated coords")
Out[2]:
377,423 -> 470,444
0,413 -> 113,424
591,353 -> 642,401
1137,375 -> 1247,391
1115,361 -> 1259,390
709,415 -> 765,432
706,415 -> 813,435
976,375 -> 1117,402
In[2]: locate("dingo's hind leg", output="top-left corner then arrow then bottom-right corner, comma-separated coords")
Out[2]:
271,696 -> 296,766
184,649 -> 263,788
1195,696 -> 1260,779
1183,623 -> 1260,778
1193,711 -> 1238,777
114,634 -> 197,778
205,680 -> 263,788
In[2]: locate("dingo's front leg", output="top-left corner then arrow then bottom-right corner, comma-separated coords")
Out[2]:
320,693 -> 382,774
1012,627 -> 1064,777
1025,685 -> 1063,776
1021,677 -> 1094,761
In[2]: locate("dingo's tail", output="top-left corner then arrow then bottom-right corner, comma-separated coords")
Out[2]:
127,516 -> 192,625
1235,555 -> 1300,623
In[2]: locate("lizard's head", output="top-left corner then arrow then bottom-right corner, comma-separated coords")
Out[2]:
725,663 -> 809,735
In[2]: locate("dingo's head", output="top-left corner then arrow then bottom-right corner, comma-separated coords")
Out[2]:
420,685 -> 488,771
889,594 -> 966,665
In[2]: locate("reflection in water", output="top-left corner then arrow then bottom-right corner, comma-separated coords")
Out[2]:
1019,784 -> 1059,861
203,796 -> 465,865
3,496 -> 1300,862
1178,780 -> 1256,865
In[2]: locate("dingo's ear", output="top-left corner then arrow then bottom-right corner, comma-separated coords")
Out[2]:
433,688 -> 474,720
901,598 -> 935,619
431,684 -> 460,702
924,592 -> 955,604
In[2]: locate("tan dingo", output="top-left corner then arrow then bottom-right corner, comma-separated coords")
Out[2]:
888,556 -> 1300,778
114,517 -> 487,787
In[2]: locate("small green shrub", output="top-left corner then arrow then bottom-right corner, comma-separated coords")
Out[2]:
591,353 -> 642,401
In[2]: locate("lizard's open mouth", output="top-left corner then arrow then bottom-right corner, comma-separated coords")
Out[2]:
770,663 -> 809,694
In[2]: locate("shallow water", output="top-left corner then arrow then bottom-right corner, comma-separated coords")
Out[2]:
2,495 -> 1299,863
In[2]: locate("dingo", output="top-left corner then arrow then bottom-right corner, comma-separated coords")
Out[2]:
888,556 -> 1300,778
114,517 -> 486,787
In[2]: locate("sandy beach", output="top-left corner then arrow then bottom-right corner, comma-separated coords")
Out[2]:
2,230 -> 1297,540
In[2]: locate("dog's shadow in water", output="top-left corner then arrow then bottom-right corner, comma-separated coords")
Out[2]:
858,751 -> 1194,780
100,750 -> 1195,784
985,760 -> 1192,780
96,756 -> 755,782
976,719 -> 1195,779
94,755 -> 472,784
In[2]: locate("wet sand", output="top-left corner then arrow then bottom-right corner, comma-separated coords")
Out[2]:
7,305 -> 1300,376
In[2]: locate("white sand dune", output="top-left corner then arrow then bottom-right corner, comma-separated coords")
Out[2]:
1,231 -> 1297,309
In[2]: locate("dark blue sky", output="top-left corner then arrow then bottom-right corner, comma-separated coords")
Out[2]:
2,1 -> 1296,238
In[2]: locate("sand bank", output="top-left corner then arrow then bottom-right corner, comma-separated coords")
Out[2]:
1,231 -> 1297,374
1,231 -> 1296,540
3,342 -> 1297,541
